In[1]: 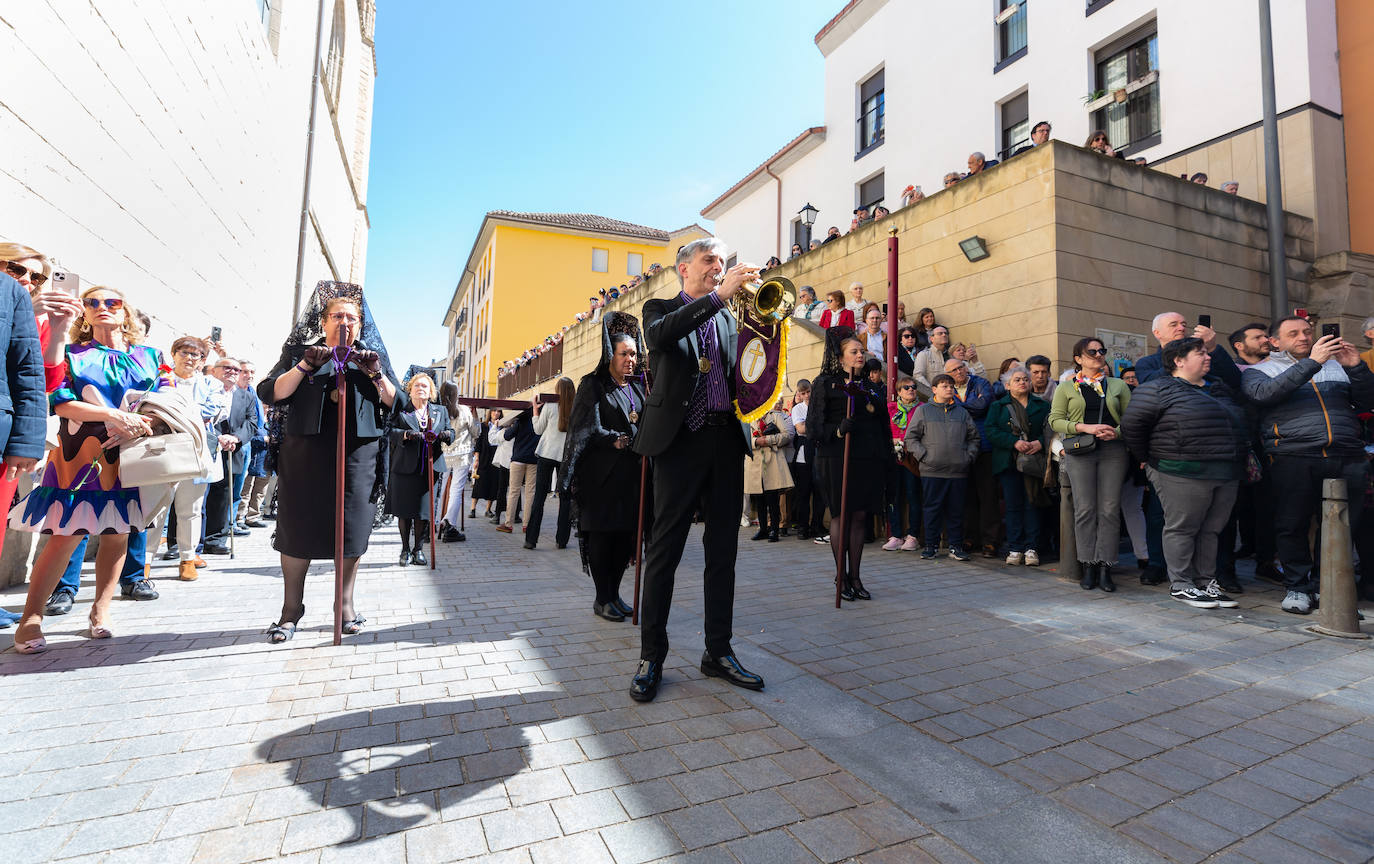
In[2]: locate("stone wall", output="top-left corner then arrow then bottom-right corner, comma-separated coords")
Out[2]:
514,142 -> 1314,401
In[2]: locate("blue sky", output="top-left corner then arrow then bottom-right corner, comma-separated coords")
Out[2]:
363,0 -> 839,364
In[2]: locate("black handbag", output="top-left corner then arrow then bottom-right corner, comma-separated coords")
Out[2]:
1061,387 -> 1106,456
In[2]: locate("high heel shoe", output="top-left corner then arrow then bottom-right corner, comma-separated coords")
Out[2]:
851,577 -> 872,600
87,613 -> 112,640
12,635 -> 47,654
267,605 -> 305,644
840,578 -> 859,602
342,615 -> 367,635
398,547 -> 411,566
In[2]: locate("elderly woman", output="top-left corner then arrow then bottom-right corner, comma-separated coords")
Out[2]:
257,282 -> 397,642
793,285 -> 824,323
386,372 -> 453,566
985,366 -> 1049,565
745,396 -> 795,542
818,290 -> 855,330
147,335 -> 226,581
562,312 -> 645,622
811,327 -> 886,601
1049,337 -> 1132,592
10,285 -> 165,653
1122,338 -> 1247,609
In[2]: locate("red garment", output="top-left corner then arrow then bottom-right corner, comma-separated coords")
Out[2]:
36,318 -> 66,393
819,308 -> 855,330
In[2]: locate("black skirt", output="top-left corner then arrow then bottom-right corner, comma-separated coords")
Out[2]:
385,470 -> 439,520
273,398 -> 379,560
814,453 -> 886,515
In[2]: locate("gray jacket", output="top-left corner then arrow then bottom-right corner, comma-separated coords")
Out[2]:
1241,352 -> 1374,458
903,400 -> 981,478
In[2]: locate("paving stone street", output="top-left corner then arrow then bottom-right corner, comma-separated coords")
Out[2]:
2,509 -> 1373,864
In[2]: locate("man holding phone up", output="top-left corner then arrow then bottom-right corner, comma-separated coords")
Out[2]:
1242,316 -> 1374,614
1134,312 -> 1241,388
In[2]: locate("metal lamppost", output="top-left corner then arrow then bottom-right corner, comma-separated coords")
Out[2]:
798,203 -> 819,251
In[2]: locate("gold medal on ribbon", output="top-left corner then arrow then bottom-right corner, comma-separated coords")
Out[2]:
698,357 -> 711,373
629,410 -> 639,424
866,403 -> 875,413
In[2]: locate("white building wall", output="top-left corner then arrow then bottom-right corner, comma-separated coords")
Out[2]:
709,0 -> 1339,248
0,0 -> 374,367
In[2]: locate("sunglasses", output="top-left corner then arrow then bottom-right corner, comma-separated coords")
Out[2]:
5,261 -> 48,287
1083,347 -> 1108,357
83,297 -> 124,310
899,384 -> 916,391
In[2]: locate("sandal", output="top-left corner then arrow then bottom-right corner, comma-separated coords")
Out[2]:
266,621 -> 296,644
342,615 -> 367,636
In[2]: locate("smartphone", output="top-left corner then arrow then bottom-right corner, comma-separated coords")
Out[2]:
1197,314 -> 1211,328
50,271 -> 80,296
1322,323 -> 1340,339
881,302 -> 888,315
209,326 -> 222,343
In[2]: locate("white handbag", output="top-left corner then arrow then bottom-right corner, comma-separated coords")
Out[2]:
119,432 -> 206,486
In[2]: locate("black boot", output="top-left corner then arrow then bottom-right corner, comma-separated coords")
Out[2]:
1079,561 -> 1097,590
1098,563 -> 1116,593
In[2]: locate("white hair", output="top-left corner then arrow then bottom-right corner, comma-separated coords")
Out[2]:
1362,316 -> 1374,333
1000,363 -> 1029,390
970,151 -> 986,163
1151,311 -> 1182,333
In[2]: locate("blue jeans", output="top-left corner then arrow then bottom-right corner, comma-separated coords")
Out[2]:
886,464 -> 921,539
997,469 -> 1040,553
921,477 -> 967,549
55,531 -> 148,595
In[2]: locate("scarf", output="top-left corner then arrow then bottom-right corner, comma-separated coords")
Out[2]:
1006,397 -> 1032,438
1074,370 -> 1105,397
891,399 -> 917,430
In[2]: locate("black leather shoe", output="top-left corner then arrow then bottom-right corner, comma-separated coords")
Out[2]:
750,529 -> 768,541
1078,562 -> 1096,590
1139,567 -> 1167,586
159,547 -> 179,561
840,580 -> 858,602
45,590 -> 75,616
1099,564 -> 1116,593
121,580 -> 159,601
441,525 -> 462,543
612,596 -> 634,618
232,525 -> 252,536
700,652 -> 765,690
202,543 -> 230,556
411,548 -> 428,567
523,541 -> 536,550
399,549 -> 411,566
245,517 -> 268,528
594,601 -> 625,622
767,530 -> 780,542
630,659 -> 662,702
452,531 -> 466,542
852,577 -> 872,600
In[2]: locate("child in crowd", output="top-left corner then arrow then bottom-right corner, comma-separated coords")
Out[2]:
903,373 -> 981,560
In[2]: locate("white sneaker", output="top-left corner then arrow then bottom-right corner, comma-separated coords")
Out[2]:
741,515 -> 752,528
1171,586 -> 1219,608
813,534 -> 830,545
1005,551 -> 1024,565
901,535 -> 919,552
882,537 -> 902,551
1024,550 -> 1040,566
1281,590 -> 1312,615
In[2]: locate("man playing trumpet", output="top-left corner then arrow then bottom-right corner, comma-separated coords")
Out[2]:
630,238 -> 765,702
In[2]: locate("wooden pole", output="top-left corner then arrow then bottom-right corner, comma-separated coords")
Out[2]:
427,434 -> 437,570
631,453 -> 648,625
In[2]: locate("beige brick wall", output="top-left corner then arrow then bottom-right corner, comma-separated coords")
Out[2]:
514,142 -> 1314,401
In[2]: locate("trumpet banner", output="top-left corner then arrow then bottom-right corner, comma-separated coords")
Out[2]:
732,306 -> 790,424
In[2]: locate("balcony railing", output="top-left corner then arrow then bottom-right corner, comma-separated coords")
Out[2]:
497,340 -> 563,399
455,308 -> 468,333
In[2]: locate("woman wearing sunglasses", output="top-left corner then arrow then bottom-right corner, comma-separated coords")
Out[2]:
0,243 -> 82,393
1048,337 -> 1132,593
10,285 -> 167,653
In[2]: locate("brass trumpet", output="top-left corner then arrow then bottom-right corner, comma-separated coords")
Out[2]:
717,269 -> 797,323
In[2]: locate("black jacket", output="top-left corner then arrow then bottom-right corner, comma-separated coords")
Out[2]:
809,373 -> 889,462
503,411 -> 539,464
566,371 -> 644,532
220,387 -> 259,473
258,342 -> 390,440
1241,354 -> 1374,458
633,292 -> 750,458
1121,376 -> 1246,466
388,402 -> 452,476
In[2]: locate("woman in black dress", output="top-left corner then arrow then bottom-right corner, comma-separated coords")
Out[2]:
562,311 -> 645,622
386,371 -> 453,566
810,326 -> 887,601
257,282 -> 398,642
469,409 -> 503,518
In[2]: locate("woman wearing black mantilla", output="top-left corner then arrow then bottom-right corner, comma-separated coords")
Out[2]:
257,281 -> 399,643
562,311 -> 647,623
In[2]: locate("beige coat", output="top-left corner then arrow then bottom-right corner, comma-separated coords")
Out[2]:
744,409 -> 795,494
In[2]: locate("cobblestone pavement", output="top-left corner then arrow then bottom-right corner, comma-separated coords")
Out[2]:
2,507 -> 1372,864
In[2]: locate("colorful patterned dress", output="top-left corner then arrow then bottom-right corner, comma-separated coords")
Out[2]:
10,341 -> 166,535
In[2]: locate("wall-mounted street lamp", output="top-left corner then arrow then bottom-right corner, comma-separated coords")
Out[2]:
798,202 -> 819,249
959,235 -> 990,262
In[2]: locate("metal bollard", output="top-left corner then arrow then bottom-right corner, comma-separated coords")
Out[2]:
1309,479 -> 1369,639
1059,460 -> 1078,582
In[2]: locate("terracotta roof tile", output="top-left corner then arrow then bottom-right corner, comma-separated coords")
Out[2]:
486,211 -> 668,241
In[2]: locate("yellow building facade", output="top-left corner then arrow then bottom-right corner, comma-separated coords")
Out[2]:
443,212 -> 707,396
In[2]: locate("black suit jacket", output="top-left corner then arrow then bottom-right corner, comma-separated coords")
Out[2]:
220,387 -> 259,473
388,403 -> 451,476
634,292 -> 751,458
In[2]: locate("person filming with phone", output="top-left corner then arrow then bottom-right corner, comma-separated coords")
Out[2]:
1242,316 -> 1374,615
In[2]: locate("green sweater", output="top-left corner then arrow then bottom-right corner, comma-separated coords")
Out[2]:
984,394 -> 1051,475
1047,377 -> 1132,438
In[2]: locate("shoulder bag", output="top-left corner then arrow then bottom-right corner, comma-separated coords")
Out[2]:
1007,403 -> 1048,478
1060,387 -> 1105,457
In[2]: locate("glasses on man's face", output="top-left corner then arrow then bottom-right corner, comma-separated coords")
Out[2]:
4,261 -> 48,287
1083,348 -> 1108,357
83,297 -> 124,310
218,366 -> 242,375
328,312 -> 360,324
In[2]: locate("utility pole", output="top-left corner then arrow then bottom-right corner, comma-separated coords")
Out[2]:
1258,0 -> 1287,322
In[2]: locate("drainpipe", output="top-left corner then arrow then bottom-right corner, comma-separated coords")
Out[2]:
291,0 -> 329,324
764,163 -> 782,261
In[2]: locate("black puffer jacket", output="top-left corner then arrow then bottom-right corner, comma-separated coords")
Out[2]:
1241,354 -> 1374,458
1121,376 -> 1247,465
